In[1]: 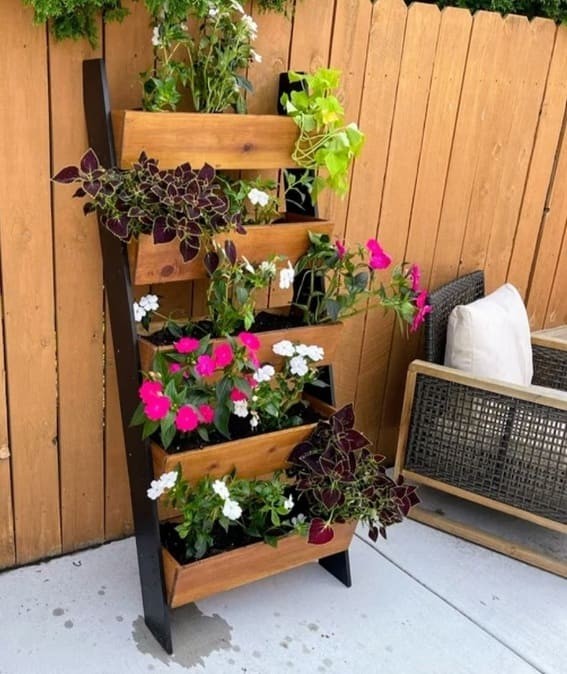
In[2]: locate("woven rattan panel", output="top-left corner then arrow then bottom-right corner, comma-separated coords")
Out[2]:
405,374 -> 567,523
533,345 -> 567,392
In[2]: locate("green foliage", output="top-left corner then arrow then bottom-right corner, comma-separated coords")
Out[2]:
435,0 -> 567,22
23,0 -> 129,46
256,0 -> 296,14
280,68 -> 365,202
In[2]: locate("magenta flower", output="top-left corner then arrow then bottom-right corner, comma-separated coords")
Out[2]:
335,240 -> 347,260
238,331 -> 261,352
175,405 -> 200,432
144,394 -> 171,421
212,342 -> 234,368
230,387 -> 248,402
410,290 -> 432,333
245,374 -> 259,389
174,336 -> 200,354
139,380 -> 163,404
409,264 -> 421,292
366,239 -> 392,270
168,363 -> 182,374
195,354 -> 216,377
198,404 -> 215,425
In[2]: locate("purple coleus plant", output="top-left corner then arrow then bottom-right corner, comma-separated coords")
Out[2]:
287,404 -> 419,545
53,149 -> 244,261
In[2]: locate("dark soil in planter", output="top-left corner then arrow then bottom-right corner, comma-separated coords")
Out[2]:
160,401 -> 321,455
145,311 -> 305,347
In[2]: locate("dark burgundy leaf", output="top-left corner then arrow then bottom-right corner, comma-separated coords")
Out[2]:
83,202 -> 96,216
308,519 -> 334,545
204,251 -> 219,275
321,489 -> 343,509
340,429 -> 369,452
153,217 -> 176,244
106,216 -> 129,239
72,187 -> 86,198
53,165 -> 80,183
83,180 -> 101,197
288,441 -> 313,463
198,163 -> 215,183
224,240 -> 237,265
179,236 -> 200,262
235,220 -> 247,235
80,149 -> 100,174
330,404 -> 355,435
368,526 -> 379,542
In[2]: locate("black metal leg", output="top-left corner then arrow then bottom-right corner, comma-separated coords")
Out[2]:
319,549 -> 352,587
83,58 -> 173,655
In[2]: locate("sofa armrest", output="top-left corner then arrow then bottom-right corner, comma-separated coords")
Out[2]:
531,333 -> 567,392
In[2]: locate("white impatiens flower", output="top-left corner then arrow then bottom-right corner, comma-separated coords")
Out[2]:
289,355 -> 309,377
291,513 -> 306,526
254,364 -> 275,383
296,344 -> 325,362
223,498 -> 243,520
241,14 -> 258,39
151,26 -> 161,47
133,302 -> 147,323
147,471 -> 178,500
251,50 -> 262,63
284,494 -> 294,511
279,261 -> 295,289
231,0 -> 245,13
259,260 -> 276,276
241,256 -> 255,273
212,479 -> 230,500
147,480 -> 164,500
208,7 -> 219,17
139,293 -> 159,312
250,411 -> 259,429
248,188 -> 270,207
233,399 -> 249,418
272,340 -> 295,357
160,471 -> 178,490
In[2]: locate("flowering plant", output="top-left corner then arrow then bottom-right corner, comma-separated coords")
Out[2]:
292,232 -> 430,331
287,404 -> 419,544
281,68 -> 365,202
131,333 -> 327,447
53,150 -> 243,261
148,469 -> 305,560
204,241 -> 281,336
142,0 -> 259,112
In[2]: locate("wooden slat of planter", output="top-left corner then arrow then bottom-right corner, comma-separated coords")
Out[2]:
0,301 -> 14,569
163,521 -> 356,607
112,111 -> 300,170
138,321 -> 343,372
129,218 -> 333,285
152,397 -> 334,481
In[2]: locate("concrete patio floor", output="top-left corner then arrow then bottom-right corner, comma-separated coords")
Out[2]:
0,490 -> 565,674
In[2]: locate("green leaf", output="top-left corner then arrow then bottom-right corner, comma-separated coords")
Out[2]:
160,421 -> 176,450
215,404 -> 231,439
142,419 -> 159,440
130,402 -> 146,427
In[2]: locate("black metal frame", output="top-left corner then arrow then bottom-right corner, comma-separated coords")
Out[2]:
82,58 -> 351,655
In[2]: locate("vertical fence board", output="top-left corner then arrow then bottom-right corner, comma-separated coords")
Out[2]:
103,1 -> 153,539
334,0 -> 408,409
0,295 -> 15,567
430,11 -> 504,289
544,228 -> 567,326
49,34 -> 105,551
354,2 -> 441,445
0,1 -> 61,564
507,27 -> 567,299
377,6 -> 473,459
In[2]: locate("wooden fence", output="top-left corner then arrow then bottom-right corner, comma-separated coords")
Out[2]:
0,0 -> 566,569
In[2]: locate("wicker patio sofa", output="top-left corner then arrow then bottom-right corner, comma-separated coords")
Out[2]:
395,271 -> 567,576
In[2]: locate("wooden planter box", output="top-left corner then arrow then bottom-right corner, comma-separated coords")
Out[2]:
152,396 -> 334,483
138,319 -> 343,372
127,215 -> 334,285
162,521 -> 356,607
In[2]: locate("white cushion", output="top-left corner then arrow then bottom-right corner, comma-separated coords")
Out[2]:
444,283 -> 533,386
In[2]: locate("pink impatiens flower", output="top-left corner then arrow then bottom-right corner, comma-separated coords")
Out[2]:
212,342 -> 234,368
366,238 -> 392,270
144,394 -> 171,421
410,290 -> 432,333
238,331 -> 260,352
174,336 -> 200,354
335,240 -> 347,260
175,405 -> 200,432
198,404 -> 215,425
195,354 -> 216,377
408,264 -> 421,292
230,387 -> 248,402
168,363 -> 182,374
139,380 -> 163,403
245,373 -> 259,389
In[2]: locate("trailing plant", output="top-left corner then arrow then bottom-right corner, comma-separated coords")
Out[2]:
142,0 -> 259,112
288,404 -> 419,544
256,0 -> 296,14
148,469 -> 305,560
433,0 -> 567,23
22,0 -> 128,46
280,68 -> 365,202
204,241 -> 281,336
292,231 -> 431,331
53,149 -> 243,261
131,332 -> 327,447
